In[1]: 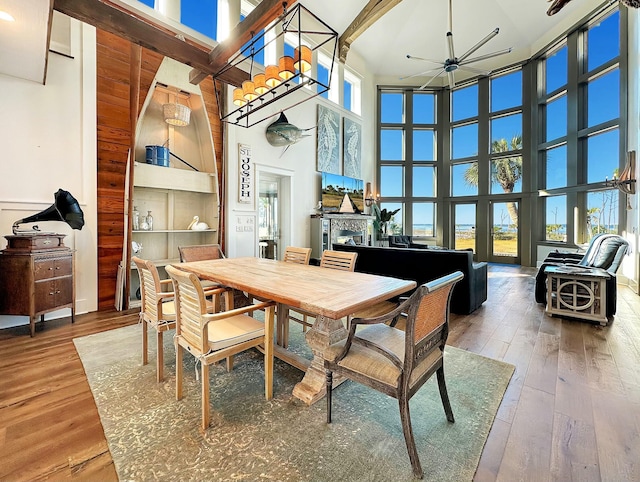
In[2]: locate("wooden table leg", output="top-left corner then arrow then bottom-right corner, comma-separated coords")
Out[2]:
292,314 -> 347,405
276,303 -> 289,347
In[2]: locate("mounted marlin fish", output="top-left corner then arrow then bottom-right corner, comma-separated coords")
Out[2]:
265,112 -> 315,156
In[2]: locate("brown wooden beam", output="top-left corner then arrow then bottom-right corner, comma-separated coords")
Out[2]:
42,0 -> 55,85
338,0 -> 403,63
189,0 -> 296,85
53,0 -> 249,86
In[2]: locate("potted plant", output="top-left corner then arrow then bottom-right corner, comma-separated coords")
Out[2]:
373,204 -> 400,239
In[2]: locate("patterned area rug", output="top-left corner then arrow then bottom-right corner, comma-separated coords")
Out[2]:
74,323 -> 513,481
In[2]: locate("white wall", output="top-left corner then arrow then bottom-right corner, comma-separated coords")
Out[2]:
0,18 -> 97,329
225,49 -> 377,258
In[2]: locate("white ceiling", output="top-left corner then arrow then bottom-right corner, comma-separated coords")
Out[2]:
0,0 -> 51,84
0,0 -> 613,86
309,0 -> 609,86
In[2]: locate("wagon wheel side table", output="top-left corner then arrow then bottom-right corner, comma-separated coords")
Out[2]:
544,265 -> 611,326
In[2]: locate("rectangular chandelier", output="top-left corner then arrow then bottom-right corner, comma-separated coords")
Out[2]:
213,3 -> 338,128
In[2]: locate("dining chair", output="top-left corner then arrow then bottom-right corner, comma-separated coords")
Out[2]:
165,265 -> 276,431
179,243 -> 251,310
283,245 -> 312,265
324,270 -> 464,479
319,249 -> 357,271
132,256 -> 177,383
178,244 -> 225,262
285,250 -> 358,346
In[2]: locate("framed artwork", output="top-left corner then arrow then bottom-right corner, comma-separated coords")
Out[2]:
316,105 -> 340,174
343,118 -> 361,178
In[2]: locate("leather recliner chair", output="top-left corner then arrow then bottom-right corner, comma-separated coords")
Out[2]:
534,233 -> 629,317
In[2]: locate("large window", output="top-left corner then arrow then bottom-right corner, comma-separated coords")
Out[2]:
182,0 -> 218,41
545,195 -> 567,242
489,70 -> 523,200
343,69 -> 362,115
318,52 -> 339,103
537,7 -> 622,244
379,90 -> 438,237
454,204 -> 476,252
374,4 -> 625,260
451,83 -> 479,199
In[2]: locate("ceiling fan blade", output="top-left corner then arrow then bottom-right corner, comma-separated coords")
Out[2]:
406,54 -> 443,64
457,64 -> 490,75
458,28 -> 500,63
400,68 -> 443,81
447,71 -> 455,89
460,47 -> 512,66
447,32 -> 456,60
418,68 -> 447,90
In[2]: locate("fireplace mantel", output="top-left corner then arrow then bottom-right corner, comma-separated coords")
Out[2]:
310,214 -> 374,258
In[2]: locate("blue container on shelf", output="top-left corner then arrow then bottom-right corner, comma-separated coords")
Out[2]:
145,145 -> 170,167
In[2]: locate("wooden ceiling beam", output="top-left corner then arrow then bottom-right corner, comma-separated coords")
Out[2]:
43,0 -> 55,85
338,0 -> 403,63
53,0 -> 249,86
189,0 -> 296,85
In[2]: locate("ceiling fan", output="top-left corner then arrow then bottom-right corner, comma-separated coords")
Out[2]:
404,0 -> 512,90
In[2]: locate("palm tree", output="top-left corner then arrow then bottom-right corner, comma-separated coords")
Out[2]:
463,135 -> 522,224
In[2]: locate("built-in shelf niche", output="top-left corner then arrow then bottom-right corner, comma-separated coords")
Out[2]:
134,59 -> 216,175
127,58 -> 220,307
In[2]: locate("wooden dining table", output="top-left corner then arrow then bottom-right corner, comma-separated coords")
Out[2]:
175,257 -> 416,405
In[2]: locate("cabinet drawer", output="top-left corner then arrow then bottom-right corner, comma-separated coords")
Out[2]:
34,257 -> 72,280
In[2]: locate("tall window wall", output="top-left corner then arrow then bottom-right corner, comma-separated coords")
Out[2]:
538,7 -> 623,244
376,3 -> 625,263
448,70 -> 523,254
379,90 -> 438,237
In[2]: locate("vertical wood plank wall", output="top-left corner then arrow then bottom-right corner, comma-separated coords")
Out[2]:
96,30 -> 225,310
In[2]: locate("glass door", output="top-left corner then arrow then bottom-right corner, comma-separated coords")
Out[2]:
258,177 -> 279,259
490,201 -> 520,264
453,203 -> 477,253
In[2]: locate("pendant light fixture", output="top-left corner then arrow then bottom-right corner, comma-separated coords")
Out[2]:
214,3 -> 338,128
163,87 -> 191,127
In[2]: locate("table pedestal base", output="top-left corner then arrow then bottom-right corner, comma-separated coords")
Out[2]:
292,315 -> 347,405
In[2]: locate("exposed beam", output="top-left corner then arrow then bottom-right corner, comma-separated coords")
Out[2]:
189,0 -> 296,85
338,0 -> 403,63
53,0 -> 249,86
42,0 -> 55,85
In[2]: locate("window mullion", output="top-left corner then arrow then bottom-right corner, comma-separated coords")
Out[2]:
477,78 -> 490,196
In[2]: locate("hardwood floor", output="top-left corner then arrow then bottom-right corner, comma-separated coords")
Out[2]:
0,264 -> 638,481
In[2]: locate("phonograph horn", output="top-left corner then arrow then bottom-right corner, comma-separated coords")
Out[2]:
12,189 -> 85,234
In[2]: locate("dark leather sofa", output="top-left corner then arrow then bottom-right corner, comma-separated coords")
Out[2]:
333,244 -> 488,315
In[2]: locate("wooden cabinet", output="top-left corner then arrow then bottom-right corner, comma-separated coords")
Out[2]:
0,234 -> 75,336
130,162 -> 219,305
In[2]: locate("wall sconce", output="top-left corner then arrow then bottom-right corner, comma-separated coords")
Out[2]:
605,150 -> 636,195
365,182 -> 378,207
213,3 -> 338,128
